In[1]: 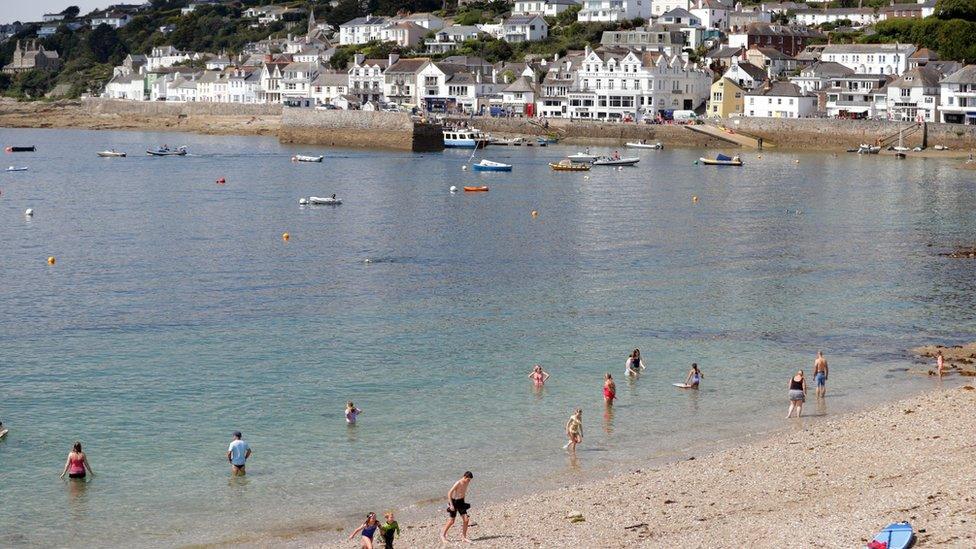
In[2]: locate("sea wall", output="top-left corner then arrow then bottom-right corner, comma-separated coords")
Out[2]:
279,109 -> 443,152
728,118 -> 976,150
82,98 -> 282,117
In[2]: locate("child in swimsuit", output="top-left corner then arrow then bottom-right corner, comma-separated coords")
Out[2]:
348,512 -> 381,549
684,363 -> 703,388
603,373 -> 616,404
345,402 -> 362,424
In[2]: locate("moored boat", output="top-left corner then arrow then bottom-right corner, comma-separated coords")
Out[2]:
857,144 -> 880,154
471,159 -> 512,172
293,154 -> 323,162
97,150 -> 126,158
625,141 -> 663,150
147,146 -> 187,156
592,156 -> 640,167
699,154 -> 742,166
463,186 -> 489,192
443,127 -> 489,148
5,146 -> 35,152
6,166 -> 28,172
567,152 -> 596,162
549,159 -> 591,171
308,195 -> 342,205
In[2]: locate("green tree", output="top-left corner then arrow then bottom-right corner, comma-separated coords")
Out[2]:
88,24 -> 128,64
61,6 -> 81,19
935,0 -> 976,20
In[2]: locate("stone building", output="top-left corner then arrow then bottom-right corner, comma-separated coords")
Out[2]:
3,40 -> 61,74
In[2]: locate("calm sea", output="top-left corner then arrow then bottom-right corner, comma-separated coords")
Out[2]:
0,128 -> 973,547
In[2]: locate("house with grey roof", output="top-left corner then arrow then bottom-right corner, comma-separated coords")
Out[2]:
601,25 -> 687,56
939,65 -> 976,125
496,15 -> 548,42
513,0 -> 580,17
338,15 -> 390,45
790,60 -> 854,93
821,43 -> 917,76
823,73 -> 892,119
885,66 -> 941,122
721,58 -> 767,91
425,25 -> 483,54
744,81 -> 817,118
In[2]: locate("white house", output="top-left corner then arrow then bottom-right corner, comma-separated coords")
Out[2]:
721,58 -> 768,91
885,66 -> 940,122
338,15 -> 389,45
399,13 -> 446,30
496,15 -> 548,43
227,68 -> 261,103
821,43 -> 917,76
311,72 -> 349,105
146,46 -> 193,71
91,11 -> 131,28
103,73 -> 144,100
42,13 -> 65,22
513,0 -> 581,17
824,74 -> 892,118
690,0 -> 732,31
280,61 -> 321,103
425,25 -> 482,54
501,76 -> 539,114
744,82 -> 817,118
578,0 -> 651,22
789,60 -> 854,94
939,65 -> 976,125
653,0 -> 692,17
792,8 -> 881,27
380,21 -> 428,48
348,54 -> 392,103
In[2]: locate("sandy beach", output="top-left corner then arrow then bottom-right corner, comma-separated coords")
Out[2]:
301,385 -> 976,548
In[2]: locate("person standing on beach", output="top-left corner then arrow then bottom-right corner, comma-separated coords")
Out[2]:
936,350 -> 945,378
60,441 -> 95,481
564,409 -> 583,451
441,471 -> 474,544
348,512 -> 381,549
227,431 -> 251,476
346,402 -> 362,424
603,373 -> 616,404
786,371 -> 807,418
527,365 -> 550,385
380,512 -> 400,549
625,349 -> 645,376
814,352 -> 829,397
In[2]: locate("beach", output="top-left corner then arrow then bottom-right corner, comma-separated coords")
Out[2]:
309,385 -> 975,548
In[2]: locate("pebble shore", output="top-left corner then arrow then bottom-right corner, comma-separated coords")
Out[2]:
310,386 -> 975,548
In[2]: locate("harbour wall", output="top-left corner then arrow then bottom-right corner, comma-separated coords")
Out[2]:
279,109 -> 443,152
82,98 -> 283,117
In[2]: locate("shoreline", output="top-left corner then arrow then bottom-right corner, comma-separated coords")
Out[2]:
292,384 -> 975,548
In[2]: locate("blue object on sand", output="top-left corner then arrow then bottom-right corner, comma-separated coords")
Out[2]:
872,522 -> 914,549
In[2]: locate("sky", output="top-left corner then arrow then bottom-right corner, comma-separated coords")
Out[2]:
2,0 -> 112,25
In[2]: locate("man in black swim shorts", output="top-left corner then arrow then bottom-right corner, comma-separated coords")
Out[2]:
441,471 -> 474,543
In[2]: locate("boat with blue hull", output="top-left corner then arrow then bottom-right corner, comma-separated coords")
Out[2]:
471,159 -> 512,172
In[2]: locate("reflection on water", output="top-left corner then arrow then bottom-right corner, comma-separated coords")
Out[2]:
602,405 -> 615,436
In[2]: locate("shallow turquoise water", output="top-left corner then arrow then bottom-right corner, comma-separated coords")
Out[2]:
0,128 -> 974,546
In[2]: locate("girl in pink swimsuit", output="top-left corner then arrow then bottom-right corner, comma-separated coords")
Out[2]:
603,373 -> 616,404
60,441 -> 94,480
527,365 -> 550,385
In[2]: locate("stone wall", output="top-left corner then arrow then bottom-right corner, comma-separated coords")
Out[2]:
83,98 -> 282,116
280,109 -> 443,152
716,118 -> 976,150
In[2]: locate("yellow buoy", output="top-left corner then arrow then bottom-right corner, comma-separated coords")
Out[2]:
47,256 -> 56,265
692,195 -> 699,203
531,210 -> 538,217
282,232 -> 290,241
794,159 -> 800,164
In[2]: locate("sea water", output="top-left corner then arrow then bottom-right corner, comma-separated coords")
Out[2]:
0,128 -> 974,547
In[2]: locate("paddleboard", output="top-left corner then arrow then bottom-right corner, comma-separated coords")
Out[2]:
870,521 -> 914,549
673,383 -> 693,388
0,429 -> 7,440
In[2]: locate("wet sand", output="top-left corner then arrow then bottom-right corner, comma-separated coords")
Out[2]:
301,385 -> 975,548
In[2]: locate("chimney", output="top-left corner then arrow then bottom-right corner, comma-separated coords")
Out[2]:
584,44 -> 592,56
354,53 -> 365,66
388,52 -> 399,66
476,70 -> 481,83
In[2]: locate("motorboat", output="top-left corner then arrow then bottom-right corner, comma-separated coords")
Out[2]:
443,127 -> 489,148
567,152 -> 597,162
6,166 -> 28,172
699,154 -> 742,166
293,154 -> 323,162
471,159 -> 512,172
592,156 -> 640,167
933,144 -> 949,151
5,146 -> 35,152
308,195 -> 342,205
857,144 -> 881,154
625,141 -> 663,150
463,186 -> 489,192
97,150 -> 126,157
147,146 -> 187,156
549,159 -> 591,171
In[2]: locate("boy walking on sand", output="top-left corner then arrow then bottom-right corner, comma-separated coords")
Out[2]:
441,471 -> 474,544
380,512 -> 400,549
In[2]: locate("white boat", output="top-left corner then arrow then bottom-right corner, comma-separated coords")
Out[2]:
6,166 -> 28,172
471,159 -> 512,172
293,155 -> 323,162
567,152 -> 597,162
147,146 -> 187,156
592,156 -> 640,167
443,127 -> 489,148
97,150 -> 126,157
625,141 -> 663,150
308,195 -> 342,205
858,144 -> 881,154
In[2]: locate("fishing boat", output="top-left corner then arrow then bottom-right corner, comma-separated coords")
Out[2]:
293,155 -> 323,162
592,156 -> 640,167
5,146 -> 35,152
857,144 -> 881,154
6,166 -> 28,172
625,141 -> 663,150
308,195 -> 342,205
699,154 -> 743,166
97,150 -> 126,158
443,127 -> 489,148
471,159 -> 512,172
146,146 -> 187,156
463,186 -> 489,192
549,159 -> 591,172
567,152 -> 597,162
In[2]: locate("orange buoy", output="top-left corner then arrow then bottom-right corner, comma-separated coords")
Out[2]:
216,177 -> 226,184
463,186 -> 489,192
47,256 -> 56,265
282,232 -> 290,241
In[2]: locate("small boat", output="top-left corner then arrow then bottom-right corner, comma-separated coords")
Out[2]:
934,144 -> 949,151
463,186 -> 489,192
308,195 -> 342,205
895,152 -> 907,159
443,127 -> 489,149
97,150 -> 126,158
538,136 -> 559,145
147,146 -> 187,156
567,152 -> 597,162
5,146 -> 35,152
549,159 -> 591,172
869,522 -> 914,549
293,155 -> 323,162
6,166 -> 28,172
699,154 -> 742,166
592,156 -> 640,167
858,144 -> 880,155
471,159 -> 512,172
625,141 -> 663,150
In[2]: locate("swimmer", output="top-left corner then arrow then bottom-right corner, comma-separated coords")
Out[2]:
625,349 -> 645,376
603,373 -> 616,404
60,441 -> 95,481
527,364 -> 550,385
684,363 -> 703,388
348,512 -> 381,549
563,408 -> 583,451
346,401 -> 362,424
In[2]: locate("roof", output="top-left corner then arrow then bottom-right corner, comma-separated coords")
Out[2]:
731,61 -> 767,81
822,43 -> 915,54
386,58 -> 430,74
734,23 -> 821,38
752,47 -> 792,61
910,47 -> 937,60
889,66 -> 941,89
446,73 -> 476,84
504,15 -> 545,25
661,7 -> 695,19
748,82 -> 807,97
708,46 -> 744,59
312,72 -> 347,86
340,16 -> 388,27
438,25 -> 481,35
503,76 -> 537,93
800,61 -> 854,78
388,21 -> 426,31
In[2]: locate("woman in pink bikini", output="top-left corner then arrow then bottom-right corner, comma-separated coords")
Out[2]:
527,364 -> 550,385
603,373 -> 616,405
60,441 -> 95,481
